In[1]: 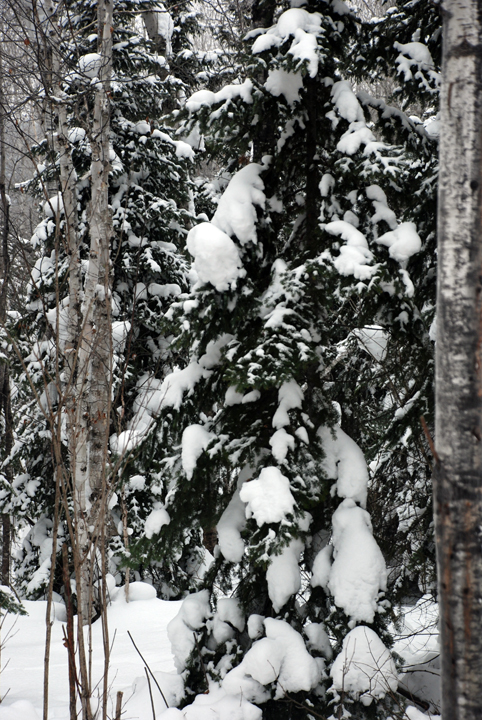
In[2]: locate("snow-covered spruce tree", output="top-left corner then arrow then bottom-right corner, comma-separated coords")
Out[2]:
122,1 -> 433,717
4,0 -> 197,607
347,0 -> 441,606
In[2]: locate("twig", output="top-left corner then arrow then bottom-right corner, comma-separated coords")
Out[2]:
193,632 -> 209,691
115,691 -> 123,720
145,667 -> 156,720
126,631 -> 168,708
420,415 -> 439,463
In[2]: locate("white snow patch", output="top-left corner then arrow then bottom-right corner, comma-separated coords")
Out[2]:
325,220 -> 375,281
317,425 -> 369,507
78,53 -> 102,78
328,499 -> 387,624
376,221 -> 422,263
265,69 -> 303,105
144,504 -> 170,539
272,379 -> 304,429
351,326 -> 388,362
167,590 -> 211,672
252,9 -> 322,77
269,428 -> 295,463
212,163 -> 265,245
240,467 -> 296,526
186,79 -> 254,112
187,222 -> 245,291
223,618 -> 321,701
217,489 -> 247,562
181,424 -> 214,479
266,539 -> 303,612
331,626 -> 398,705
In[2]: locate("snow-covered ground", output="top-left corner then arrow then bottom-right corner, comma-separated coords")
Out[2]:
0,583 -> 441,720
0,583 -> 183,720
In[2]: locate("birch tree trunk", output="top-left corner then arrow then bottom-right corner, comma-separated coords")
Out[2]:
435,1 -> 482,717
72,0 -> 114,628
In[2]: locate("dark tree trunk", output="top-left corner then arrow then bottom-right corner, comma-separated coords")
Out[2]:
435,1 -> 482,718
0,36 -> 11,588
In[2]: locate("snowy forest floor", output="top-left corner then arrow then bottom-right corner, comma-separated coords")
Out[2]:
0,583 -> 441,720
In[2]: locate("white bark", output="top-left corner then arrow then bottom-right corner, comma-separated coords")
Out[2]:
73,0 -> 114,628
435,1 -> 482,718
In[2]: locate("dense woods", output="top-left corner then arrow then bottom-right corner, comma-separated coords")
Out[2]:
0,0 -> 476,719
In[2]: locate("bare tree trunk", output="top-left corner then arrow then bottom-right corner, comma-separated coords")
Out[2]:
435,1 -> 482,718
0,22 -> 12,589
72,0 -> 113,631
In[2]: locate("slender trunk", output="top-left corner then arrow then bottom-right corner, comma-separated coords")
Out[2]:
0,22 -> 12,589
435,2 -> 482,718
305,75 -> 318,253
73,0 -> 113,629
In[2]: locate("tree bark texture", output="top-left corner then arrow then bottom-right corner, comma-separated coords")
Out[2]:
0,32 -> 12,588
435,1 -> 482,718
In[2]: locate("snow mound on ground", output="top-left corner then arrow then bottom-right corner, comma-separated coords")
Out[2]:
331,626 -> 398,705
0,700 -> 40,720
166,686 -> 261,720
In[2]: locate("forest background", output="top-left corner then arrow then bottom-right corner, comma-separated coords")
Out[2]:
0,0 -> 453,718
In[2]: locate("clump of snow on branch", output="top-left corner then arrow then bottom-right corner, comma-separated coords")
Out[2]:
212,598 -> 245,646
313,499 -> 387,624
331,625 -> 398,705
144,503 -> 170,539
222,618 -> 321,701
167,590 -> 211,672
251,8 -> 323,77
240,466 -> 296,525
394,40 -> 440,93
265,69 -> 304,105
186,79 -> 254,113
266,539 -> 303,611
217,488 -> 247,562
211,163 -> 265,245
318,425 -> 369,506
181,424 -> 214,479
272,379 -> 304,428
78,53 -> 102,79
324,220 -> 375,281
376,222 -> 422,264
